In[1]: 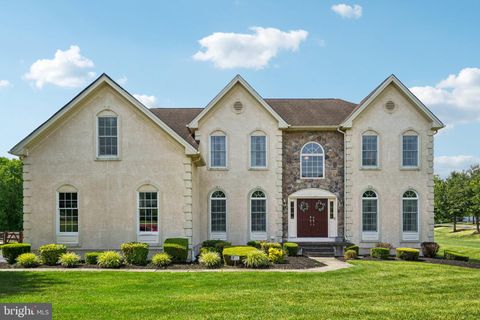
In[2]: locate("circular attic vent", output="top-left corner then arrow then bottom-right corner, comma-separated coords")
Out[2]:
385,100 -> 396,113
233,101 -> 244,113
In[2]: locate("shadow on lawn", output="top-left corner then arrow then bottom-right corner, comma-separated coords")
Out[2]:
0,272 -> 64,298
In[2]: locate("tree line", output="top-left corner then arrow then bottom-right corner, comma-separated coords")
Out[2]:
0,157 -> 23,231
434,164 -> 480,232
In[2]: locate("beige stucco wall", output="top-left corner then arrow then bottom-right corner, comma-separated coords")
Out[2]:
344,83 -> 435,250
194,83 -> 283,245
22,84 -> 192,250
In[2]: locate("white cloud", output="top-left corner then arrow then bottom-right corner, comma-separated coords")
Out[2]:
435,155 -> 480,177
117,75 -> 128,86
24,45 -> 95,88
193,27 -> 308,69
331,4 -> 363,19
410,68 -> 480,125
133,94 -> 157,108
0,80 -> 10,88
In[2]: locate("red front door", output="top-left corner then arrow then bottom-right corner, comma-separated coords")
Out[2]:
297,199 -> 328,237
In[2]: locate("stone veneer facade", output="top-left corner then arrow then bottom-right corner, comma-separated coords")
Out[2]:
282,130 -> 345,239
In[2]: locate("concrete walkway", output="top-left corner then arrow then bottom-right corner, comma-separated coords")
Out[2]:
0,257 -> 352,273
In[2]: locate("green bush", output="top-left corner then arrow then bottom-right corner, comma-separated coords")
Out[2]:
421,242 -> 440,258
201,240 -> 231,255
164,238 -> 188,263
375,242 -> 393,249
344,249 -> 357,260
97,251 -> 123,268
59,252 -> 81,268
247,240 -> 262,249
371,247 -> 390,259
444,250 -> 469,262
283,242 -> 299,256
268,247 -> 286,264
16,253 -> 40,268
151,253 -> 172,268
1,243 -> 31,264
223,246 -> 259,266
260,242 -> 282,253
244,250 -> 270,268
85,252 -> 102,265
120,242 -> 149,266
345,245 -> 359,256
199,251 -> 222,268
38,244 -> 67,265
199,247 -> 216,255
396,248 -> 420,261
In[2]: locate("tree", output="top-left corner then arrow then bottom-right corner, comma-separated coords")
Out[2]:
468,165 -> 480,233
445,171 -> 471,232
0,157 -> 23,231
434,175 -> 449,223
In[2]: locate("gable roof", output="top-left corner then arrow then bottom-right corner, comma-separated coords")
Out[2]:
149,108 -> 202,147
341,74 -> 445,130
9,73 -> 199,156
187,75 -> 289,129
266,98 -> 357,127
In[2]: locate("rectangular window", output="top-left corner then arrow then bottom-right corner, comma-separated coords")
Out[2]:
402,135 -> 418,167
98,117 -> 118,157
362,199 -> 377,232
210,135 -> 226,168
362,135 -> 378,167
250,135 -> 266,168
403,199 -> 418,232
329,201 -> 334,219
139,192 -> 158,232
290,201 -> 295,219
59,192 -> 78,233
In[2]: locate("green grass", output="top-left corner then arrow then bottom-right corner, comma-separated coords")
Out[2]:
435,226 -> 480,261
1,261 -> 479,319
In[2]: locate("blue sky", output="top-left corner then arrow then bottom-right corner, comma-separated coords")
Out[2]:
0,0 -> 479,176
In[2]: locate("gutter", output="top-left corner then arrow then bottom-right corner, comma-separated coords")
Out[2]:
336,126 -> 347,243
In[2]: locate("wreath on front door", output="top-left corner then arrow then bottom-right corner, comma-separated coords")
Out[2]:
299,201 -> 309,212
315,200 -> 325,212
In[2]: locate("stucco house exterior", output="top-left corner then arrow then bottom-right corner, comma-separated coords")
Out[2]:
9,73 -> 444,256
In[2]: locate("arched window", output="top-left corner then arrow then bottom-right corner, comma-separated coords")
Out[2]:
210,131 -> 227,168
251,190 -> 266,232
402,190 -> 418,232
300,142 -> 324,178
210,190 -> 226,233
138,186 -> 159,233
362,190 -> 378,233
58,186 -> 78,233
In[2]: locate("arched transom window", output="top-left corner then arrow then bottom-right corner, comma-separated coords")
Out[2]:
402,190 -> 418,232
251,190 -> 266,232
362,190 -> 378,232
301,142 -> 324,178
210,190 -> 226,233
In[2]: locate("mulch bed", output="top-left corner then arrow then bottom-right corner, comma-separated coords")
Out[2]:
0,255 -> 325,270
352,255 -> 480,269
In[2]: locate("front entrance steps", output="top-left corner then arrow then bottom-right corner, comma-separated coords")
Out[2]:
299,242 -> 350,257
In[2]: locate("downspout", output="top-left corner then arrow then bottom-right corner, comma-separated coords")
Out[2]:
337,126 -> 347,244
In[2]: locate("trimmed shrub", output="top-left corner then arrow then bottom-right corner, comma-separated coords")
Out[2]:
199,251 -> 222,269
85,252 -> 102,265
396,248 -> 420,261
199,247 -> 217,256
260,242 -> 282,253
163,238 -> 188,263
283,242 -> 299,256
375,242 -> 393,249
38,244 -> 67,266
223,246 -> 259,266
371,247 -> 390,259
1,243 -> 31,264
59,252 -> 81,268
344,249 -> 357,260
120,242 -> 149,266
244,250 -> 270,268
268,247 -> 286,264
247,240 -> 263,249
97,251 -> 123,268
201,240 -> 231,255
421,242 -> 440,258
345,245 -> 359,256
16,253 -> 40,268
151,253 -> 172,268
444,250 -> 469,262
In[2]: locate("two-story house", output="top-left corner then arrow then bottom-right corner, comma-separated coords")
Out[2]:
10,73 -> 444,256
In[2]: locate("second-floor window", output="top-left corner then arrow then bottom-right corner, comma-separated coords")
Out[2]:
210,133 -> 227,168
98,116 -> 118,157
362,134 -> 378,167
402,134 -> 418,167
250,134 -> 267,168
300,142 -> 324,178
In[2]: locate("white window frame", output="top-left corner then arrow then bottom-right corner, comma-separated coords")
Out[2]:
96,113 -> 120,160
401,190 -> 420,241
209,189 -> 227,240
136,186 -> 160,244
401,133 -> 420,169
249,189 -> 267,240
249,132 -> 268,169
361,133 -> 379,169
56,185 -> 79,245
209,131 -> 227,169
300,142 -> 325,179
361,190 -> 379,241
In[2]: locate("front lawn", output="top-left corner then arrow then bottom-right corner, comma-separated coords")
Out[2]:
435,226 -> 480,261
1,261 -> 479,319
